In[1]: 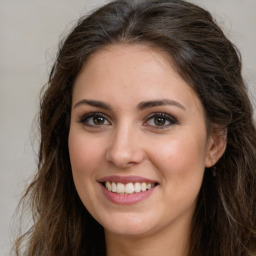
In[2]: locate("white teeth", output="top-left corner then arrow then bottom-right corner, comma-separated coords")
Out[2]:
134,182 -> 141,192
117,183 -> 125,193
141,182 -> 147,192
106,181 -> 112,191
111,182 -> 117,192
104,182 -> 155,194
125,183 -> 135,194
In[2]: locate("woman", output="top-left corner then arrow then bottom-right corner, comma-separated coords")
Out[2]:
14,0 -> 256,255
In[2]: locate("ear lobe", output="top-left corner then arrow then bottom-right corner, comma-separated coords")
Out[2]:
205,127 -> 227,168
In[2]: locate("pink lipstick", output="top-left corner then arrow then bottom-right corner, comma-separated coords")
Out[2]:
98,175 -> 158,205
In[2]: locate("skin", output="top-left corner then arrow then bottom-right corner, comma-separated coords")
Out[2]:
68,44 -> 226,256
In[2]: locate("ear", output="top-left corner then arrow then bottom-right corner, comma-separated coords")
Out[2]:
205,126 -> 227,168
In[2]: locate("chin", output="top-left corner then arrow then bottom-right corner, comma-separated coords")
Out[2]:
99,211 -> 159,238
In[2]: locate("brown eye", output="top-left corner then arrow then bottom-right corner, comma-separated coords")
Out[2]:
144,113 -> 178,129
93,116 -> 105,125
80,112 -> 111,126
154,117 -> 166,126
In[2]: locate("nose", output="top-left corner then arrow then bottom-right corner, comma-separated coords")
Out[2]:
106,124 -> 145,169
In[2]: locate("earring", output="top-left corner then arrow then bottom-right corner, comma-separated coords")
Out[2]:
212,166 -> 217,177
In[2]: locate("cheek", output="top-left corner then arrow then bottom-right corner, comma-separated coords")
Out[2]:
149,135 -> 207,184
68,132 -> 102,180
68,132 -> 104,207
152,136 -> 207,213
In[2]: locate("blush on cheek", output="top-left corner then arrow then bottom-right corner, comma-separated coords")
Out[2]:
69,133 -> 89,169
150,138 -> 206,179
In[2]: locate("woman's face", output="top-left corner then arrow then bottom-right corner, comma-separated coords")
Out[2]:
69,44 -> 216,239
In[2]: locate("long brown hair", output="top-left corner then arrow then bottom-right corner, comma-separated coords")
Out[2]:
14,0 -> 256,255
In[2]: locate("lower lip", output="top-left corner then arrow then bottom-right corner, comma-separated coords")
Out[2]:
101,184 -> 156,205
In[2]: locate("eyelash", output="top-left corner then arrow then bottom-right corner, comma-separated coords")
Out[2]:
79,112 -> 178,128
79,112 -> 111,127
143,112 -> 178,128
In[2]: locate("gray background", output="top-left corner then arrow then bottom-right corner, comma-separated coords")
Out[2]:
1,0 -> 255,255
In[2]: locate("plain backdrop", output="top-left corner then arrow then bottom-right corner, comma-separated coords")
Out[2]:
1,0 -> 255,255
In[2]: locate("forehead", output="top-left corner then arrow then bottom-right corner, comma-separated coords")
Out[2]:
73,43 -> 204,114
81,43 -> 178,78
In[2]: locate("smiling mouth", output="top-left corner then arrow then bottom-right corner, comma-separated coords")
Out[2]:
103,181 -> 158,194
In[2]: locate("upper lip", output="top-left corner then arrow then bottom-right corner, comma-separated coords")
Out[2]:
97,175 -> 158,184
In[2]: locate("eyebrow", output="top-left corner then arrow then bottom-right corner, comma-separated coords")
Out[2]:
73,98 -> 186,111
138,99 -> 186,111
73,99 -> 112,110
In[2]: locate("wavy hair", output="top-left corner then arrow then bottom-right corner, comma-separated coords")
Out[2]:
14,0 -> 256,255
